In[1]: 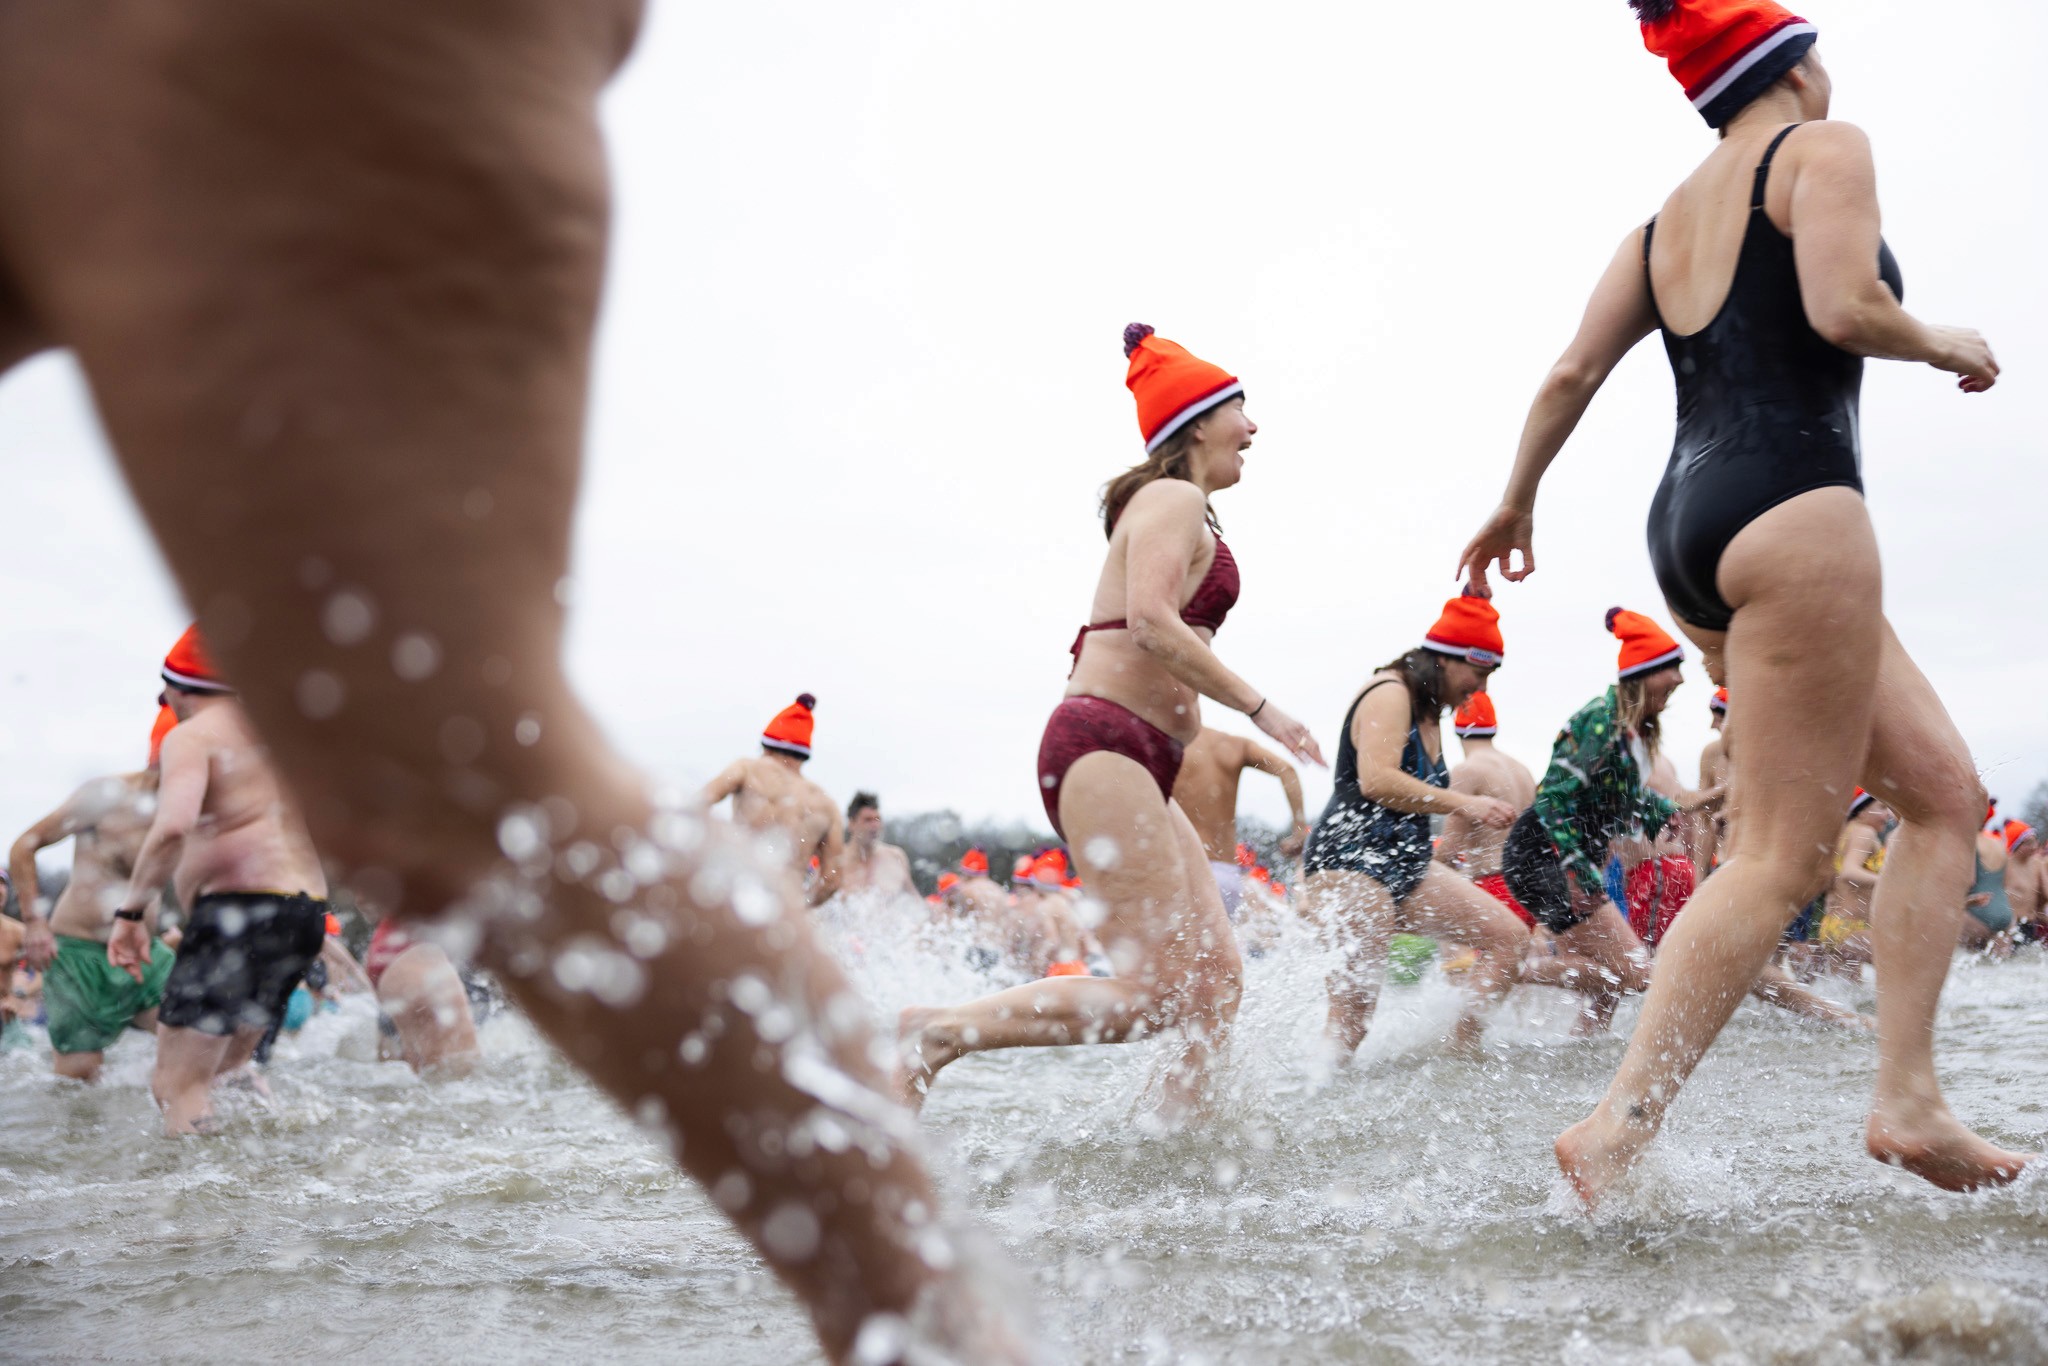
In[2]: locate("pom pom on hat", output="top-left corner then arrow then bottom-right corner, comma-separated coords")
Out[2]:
1453,691 -> 1499,738
1124,326 -> 1243,452
1635,0 -> 1818,129
1608,607 -> 1685,680
1422,591 -> 1505,666
162,624 -> 233,694
762,693 -> 816,759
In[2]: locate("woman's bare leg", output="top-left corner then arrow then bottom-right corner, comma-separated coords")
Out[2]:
897,753 -> 1243,1119
1525,902 -> 1652,1033
1557,490 -> 1882,1208
0,7 -> 1007,1358
1299,869 -> 1396,1057
1859,622 -> 2032,1188
1399,864 -> 1527,1050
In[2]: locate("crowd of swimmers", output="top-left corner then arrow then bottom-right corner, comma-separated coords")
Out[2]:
0,0 -> 2035,1359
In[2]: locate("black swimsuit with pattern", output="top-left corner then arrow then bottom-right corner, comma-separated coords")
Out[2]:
1302,679 -> 1448,903
1644,123 -> 1903,632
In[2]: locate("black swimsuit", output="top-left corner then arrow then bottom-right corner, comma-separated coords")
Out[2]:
1644,123 -> 1904,632
1302,680 -> 1447,902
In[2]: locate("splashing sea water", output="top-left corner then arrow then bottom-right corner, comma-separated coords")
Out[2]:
3,898 -> 2044,1363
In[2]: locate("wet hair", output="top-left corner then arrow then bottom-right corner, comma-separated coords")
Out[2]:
1374,649 -> 1451,726
847,791 -> 879,821
1100,413 -> 1229,539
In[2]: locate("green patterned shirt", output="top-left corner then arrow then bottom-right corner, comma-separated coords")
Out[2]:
1531,687 -> 1679,891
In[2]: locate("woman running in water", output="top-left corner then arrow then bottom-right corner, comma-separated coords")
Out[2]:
896,325 -> 1322,1119
1300,594 -> 1523,1055
1502,610 -> 1722,1033
1458,0 -> 2025,1204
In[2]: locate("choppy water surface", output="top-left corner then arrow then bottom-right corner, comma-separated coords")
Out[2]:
5,900 -> 2047,1364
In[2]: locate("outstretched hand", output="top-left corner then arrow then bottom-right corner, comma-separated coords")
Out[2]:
1455,504 -> 1536,596
1254,702 -> 1326,769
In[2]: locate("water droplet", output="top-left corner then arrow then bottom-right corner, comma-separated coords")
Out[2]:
392,633 -> 442,681
296,671 -> 345,720
760,1202 -> 821,1262
1084,837 -> 1120,869
440,715 -> 487,765
514,713 -> 542,746
322,589 -> 377,646
496,806 -> 549,862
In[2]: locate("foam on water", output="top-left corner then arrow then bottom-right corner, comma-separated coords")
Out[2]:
4,902 -> 2045,1364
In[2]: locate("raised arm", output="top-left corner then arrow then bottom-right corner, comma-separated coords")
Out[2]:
1120,481 -> 1323,766
1458,228 -> 1661,593
1240,739 -> 1309,853
9,781 -> 105,968
697,760 -> 747,812
108,735 -> 208,979
1788,122 -> 1997,389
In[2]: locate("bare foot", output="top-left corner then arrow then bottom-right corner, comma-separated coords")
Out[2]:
1866,1104 -> 2033,1193
1555,1107 -> 1656,1212
892,1007 -> 956,1112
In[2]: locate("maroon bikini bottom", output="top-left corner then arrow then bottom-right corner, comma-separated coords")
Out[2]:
1036,695 -> 1186,840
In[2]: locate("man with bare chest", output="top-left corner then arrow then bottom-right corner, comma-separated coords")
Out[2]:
108,629 -> 331,1134
8,706 -> 181,1080
699,694 -> 844,906
834,792 -> 913,898
1434,694 -> 1538,916
1171,727 -> 1308,922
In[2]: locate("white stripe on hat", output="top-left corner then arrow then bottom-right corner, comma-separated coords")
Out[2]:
1690,23 -> 1818,112
1144,381 -> 1245,453
1421,637 -> 1502,667
161,666 -> 234,694
1618,645 -> 1686,680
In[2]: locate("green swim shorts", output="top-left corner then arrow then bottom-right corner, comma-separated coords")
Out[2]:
45,933 -> 175,1056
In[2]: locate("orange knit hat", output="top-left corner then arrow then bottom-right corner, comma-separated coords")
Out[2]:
1606,607 -> 1685,680
1632,0 -> 1818,129
2004,820 -> 2037,853
162,624 -> 232,694
761,693 -> 816,759
1710,687 -> 1729,715
1123,324 -> 1243,453
1029,851 -> 1068,888
960,848 -> 989,877
1453,692 -> 1499,738
147,703 -> 178,768
935,871 -> 960,896
1848,787 -> 1876,818
1423,590 -> 1504,667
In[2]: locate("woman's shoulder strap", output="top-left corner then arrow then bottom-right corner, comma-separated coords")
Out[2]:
1752,123 -> 1804,210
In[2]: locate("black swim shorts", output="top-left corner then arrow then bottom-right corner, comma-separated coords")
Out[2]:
1501,809 -> 1586,935
159,891 -> 328,1037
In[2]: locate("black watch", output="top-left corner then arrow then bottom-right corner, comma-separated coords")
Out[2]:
113,909 -> 146,923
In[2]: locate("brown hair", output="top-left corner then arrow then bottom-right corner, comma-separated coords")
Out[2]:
1100,413 -> 1224,539
1617,676 -> 1663,760
1373,649 -> 1450,726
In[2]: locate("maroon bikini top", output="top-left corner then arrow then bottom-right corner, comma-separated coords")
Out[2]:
1069,537 -> 1240,666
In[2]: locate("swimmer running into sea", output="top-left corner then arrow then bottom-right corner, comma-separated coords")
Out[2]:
1458,0 -> 2027,1204
8,705 -> 182,1082
1299,594 -> 1525,1056
896,325 -> 1323,1122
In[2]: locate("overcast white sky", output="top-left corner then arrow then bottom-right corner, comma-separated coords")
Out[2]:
1,1 -> 2043,847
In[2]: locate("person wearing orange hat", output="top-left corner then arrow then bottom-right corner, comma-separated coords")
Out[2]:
1433,691 -> 1538,931
2002,822 -> 2045,948
1960,818 -> 2017,953
0,5 -> 1012,1349
1457,1 -> 2021,1206
6,704 -> 181,1082
699,694 -> 848,908
1299,593 -> 1528,1057
1170,726 -> 1310,926
899,326 -> 1322,1123
109,626 -> 334,1134
1499,609 -> 1724,1031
